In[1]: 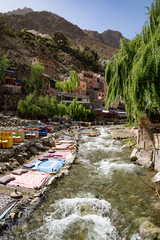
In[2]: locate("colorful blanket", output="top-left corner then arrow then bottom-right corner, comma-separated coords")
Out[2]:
60,135 -> 75,140
32,159 -> 66,173
55,144 -> 72,150
7,171 -> 50,189
56,139 -> 75,144
0,195 -> 16,220
50,152 -> 71,158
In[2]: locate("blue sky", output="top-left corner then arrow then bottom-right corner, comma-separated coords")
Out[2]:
0,0 -> 154,39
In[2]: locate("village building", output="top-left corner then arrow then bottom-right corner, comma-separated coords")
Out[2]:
0,70 -> 21,93
32,57 -> 55,79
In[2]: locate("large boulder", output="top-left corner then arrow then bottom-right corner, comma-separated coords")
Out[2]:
29,147 -> 38,155
135,149 -> 154,169
130,148 -> 138,161
139,221 -> 160,239
153,149 -> 160,172
152,172 -> 160,183
35,142 -> 44,150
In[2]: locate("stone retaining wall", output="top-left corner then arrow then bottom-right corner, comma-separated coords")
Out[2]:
130,116 -> 160,171
0,133 -> 57,175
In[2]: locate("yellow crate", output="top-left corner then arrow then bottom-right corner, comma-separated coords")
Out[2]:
0,132 -> 13,148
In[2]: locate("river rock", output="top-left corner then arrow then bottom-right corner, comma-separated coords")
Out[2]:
66,154 -> 75,164
61,169 -> 69,176
152,172 -> 160,183
135,149 -> 154,169
130,148 -> 138,161
16,155 -> 25,165
18,211 -> 23,218
47,176 -> 57,185
21,146 -> 27,151
10,212 -> 17,220
21,152 -> 28,158
30,197 -> 41,206
29,147 -> 38,155
153,149 -> 160,172
153,202 -> 160,210
35,143 -> 44,150
5,163 -> 13,171
49,139 -> 55,147
139,221 -> 160,239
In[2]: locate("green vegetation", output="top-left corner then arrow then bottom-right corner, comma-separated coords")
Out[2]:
67,98 -> 91,120
69,45 -> 103,73
53,32 -> 69,49
124,137 -> 137,150
30,62 -> 45,94
105,0 -> 160,123
52,32 -> 103,73
18,63 -> 91,120
123,122 -> 137,128
56,71 -> 80,92
0,51 -> 9,80
18,93 -> 91,120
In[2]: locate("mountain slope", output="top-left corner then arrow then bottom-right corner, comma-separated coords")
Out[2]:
5,7 -> 34,16
2,8 -> 124,59
101,29 -> 124,49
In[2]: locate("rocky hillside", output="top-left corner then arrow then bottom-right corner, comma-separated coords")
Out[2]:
101,30 -> 124,49
5,7 -> 33,16
3,8 -> 125,53
0,7 -> 127,81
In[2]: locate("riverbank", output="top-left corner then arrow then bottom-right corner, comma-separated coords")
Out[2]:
108,125 -> 137,140
3,126 -> 160,239
0,123 -> 81,234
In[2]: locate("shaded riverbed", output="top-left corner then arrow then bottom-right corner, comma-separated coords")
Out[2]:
2,127 -> 159,239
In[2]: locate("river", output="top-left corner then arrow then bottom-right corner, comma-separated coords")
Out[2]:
2,126 -> 159,239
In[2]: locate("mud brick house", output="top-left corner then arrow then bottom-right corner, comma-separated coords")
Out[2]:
0,70 -> 21,94
32,57 -> 55,79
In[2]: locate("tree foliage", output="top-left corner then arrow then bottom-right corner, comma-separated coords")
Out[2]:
53,32 -> 69,49
18,93 -> 58,119
18,93 -> 41,119
67,98 -> 91,120
0,51 -> 9,80
105,0 -> 160,122
30,62 -> 45,94
57,101 -> 67,118
18,94 -> 91,120
56,71 -> 80,92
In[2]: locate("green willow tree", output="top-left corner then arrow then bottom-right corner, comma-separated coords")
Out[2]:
18,93 -> 41,119
105,0 -> 160,123
67,98 -> 91,120
18,93 -> 59,119
57,101 -> 67,118
56,71 -> 80,92
30,62 -> 45,94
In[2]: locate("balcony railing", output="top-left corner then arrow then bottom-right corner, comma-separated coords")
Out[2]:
54,92 -> 90,99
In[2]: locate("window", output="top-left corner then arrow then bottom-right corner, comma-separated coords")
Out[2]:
82,84 -> 85,88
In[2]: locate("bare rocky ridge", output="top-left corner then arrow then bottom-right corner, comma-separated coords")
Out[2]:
101,29 -> 124,49
2,7 -> 125,57
5,7 -> 34,16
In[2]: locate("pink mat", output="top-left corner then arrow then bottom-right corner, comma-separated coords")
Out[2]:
55,144 -> 72,149
56,139 -> 75,144
50,152 -> 70,158
7,171 -> 50,189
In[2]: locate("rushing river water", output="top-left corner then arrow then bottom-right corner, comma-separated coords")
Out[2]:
2,126 -> 160,240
